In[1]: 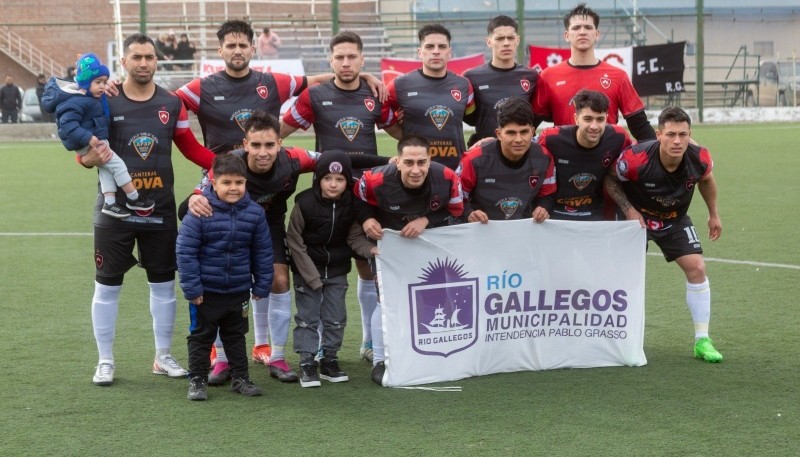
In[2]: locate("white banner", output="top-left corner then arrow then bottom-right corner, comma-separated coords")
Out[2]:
376,219 -> 647,387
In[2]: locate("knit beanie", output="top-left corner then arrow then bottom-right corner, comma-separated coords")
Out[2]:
75,53 -> 110,90
314,150 -> 353,188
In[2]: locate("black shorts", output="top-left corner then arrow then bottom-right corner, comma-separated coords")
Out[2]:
269,222 -> 290,265
94,227 -> 177,277
647,215 -> 703,262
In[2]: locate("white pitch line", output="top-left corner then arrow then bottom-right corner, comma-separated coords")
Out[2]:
0,232 -> 92,236
646,252 -> 800,270
1,233 -> 797,270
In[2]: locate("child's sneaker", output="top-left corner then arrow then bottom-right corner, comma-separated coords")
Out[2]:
126,195 -> 155,211
320,356 -> 349,383
101,202 -> 131,219
299,362 -> 321,388
208,361 -> 231,386
188,376 -> 208,401
230,377 -> 262,396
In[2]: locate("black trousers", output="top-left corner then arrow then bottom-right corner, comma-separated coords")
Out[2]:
187,291 -> 250,380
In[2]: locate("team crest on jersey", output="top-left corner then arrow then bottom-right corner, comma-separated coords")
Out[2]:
520,79 -> 531,92
232,109 -> 253,131
426,105 -> 453,131
654,196 -> 678,207
129,133 -> 158,160
497,197 -> 522,219
569,173 -> 594,191
364,99 -> 375,112
600,74 -> 611,90
646,219 -> 664,231
430,198 -> 443,211
529,175 -> 540,188
602,153 -> 613,168
450,89 -> 462,102
256,85 -> 268,99
158,111 -> 169,125
336,117 -> 364,142
95,250 -> 103,268
685,178 -> 697,191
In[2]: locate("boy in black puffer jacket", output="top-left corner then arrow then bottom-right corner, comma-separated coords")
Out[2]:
287,151 -> 376,388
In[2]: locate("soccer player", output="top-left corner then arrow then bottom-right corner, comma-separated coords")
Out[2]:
176,20 -> 383,369
463,15 -> 538,147
186,111 -> 389,383
382,24 -> 475,170
78,33 -> 216,386
458,98 -> 555,223
280,30 -> 391,362
354,135 -> 464,385
537,90 -> 632,220
533,3 -> 656,141
604,106 -> 723,363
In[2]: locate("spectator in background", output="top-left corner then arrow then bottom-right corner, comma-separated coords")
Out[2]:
36,73 -> 55,122
65,66 -> 77,82
174,33 -> 196,71
156,32 -> 176,70
257,27 -> 281,59
1,74 -> 22,123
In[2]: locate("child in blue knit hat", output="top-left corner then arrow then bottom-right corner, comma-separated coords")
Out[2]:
42,53 -> 154,218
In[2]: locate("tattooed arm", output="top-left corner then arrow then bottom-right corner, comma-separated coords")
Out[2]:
604,167 -> 645,228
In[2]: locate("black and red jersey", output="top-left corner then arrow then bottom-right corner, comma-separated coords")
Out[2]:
354,162 -> 464,230
458,139 -> 555,220
538,124 -> 632,220
463,63 -> 538,141
282,79 -> 390,155
534,61 -> 645,127
383,70 -> 475,170
615,140 -> 713,228
99,84 -> 214,230
177,70 -> 306,154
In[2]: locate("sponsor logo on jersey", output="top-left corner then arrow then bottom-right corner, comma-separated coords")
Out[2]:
430,198 -> 443,211
158,111 -> 169,125
654,196 -> 678,207
600,74 -> 611,90
129,133 -> 158,160
214,96 -> 225,101
409,258 -> 478,357
478,84 -> 489,90
336,117 -> 364,142
497,197 -> 522,219
426,105 -> 453,131
685,178 -> 697,191
558,158 -> 569,164
520,79 -> 531,92
364,99 -> 375,111
493,97 -> 511,110
407,91 -> 418,96
569,173 -> 595,191
113,116 -> 124,122
450,89 -> 462,102
484,178 -> 496,183
529,175 -> 540,188
557,196 -> 593,207
256,85 -> 268,99
322,101 -> 332,106
231,109 -> 253,131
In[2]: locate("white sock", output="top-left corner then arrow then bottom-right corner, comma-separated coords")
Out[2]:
125,190 -> 139,200
215,336 -> 228,363
268,292 -> 292,358
358,277 -> 378,343
104,195 -> 116,205
149,280 -> 177,354
272,345 -> 286,361
371,301 -> 385,364
686,278 -> 711,339
252,296 -> 270,346
92,281 -> 121,362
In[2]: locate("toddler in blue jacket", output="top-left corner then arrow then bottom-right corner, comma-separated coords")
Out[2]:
42,53 -> 153,218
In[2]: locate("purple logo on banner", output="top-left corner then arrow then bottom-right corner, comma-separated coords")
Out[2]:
408,258 -> 479,357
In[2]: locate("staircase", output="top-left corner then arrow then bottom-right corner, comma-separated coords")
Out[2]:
0,26 -> 65,78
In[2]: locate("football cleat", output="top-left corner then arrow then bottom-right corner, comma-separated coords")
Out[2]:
694,337 -> 723,363
153,354 -> 189,377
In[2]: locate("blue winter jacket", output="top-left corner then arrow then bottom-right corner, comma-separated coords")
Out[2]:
40,77 -> 109,151
176,187 -> 274,301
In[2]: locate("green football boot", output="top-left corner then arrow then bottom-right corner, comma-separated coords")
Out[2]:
694,337 -> 723,363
